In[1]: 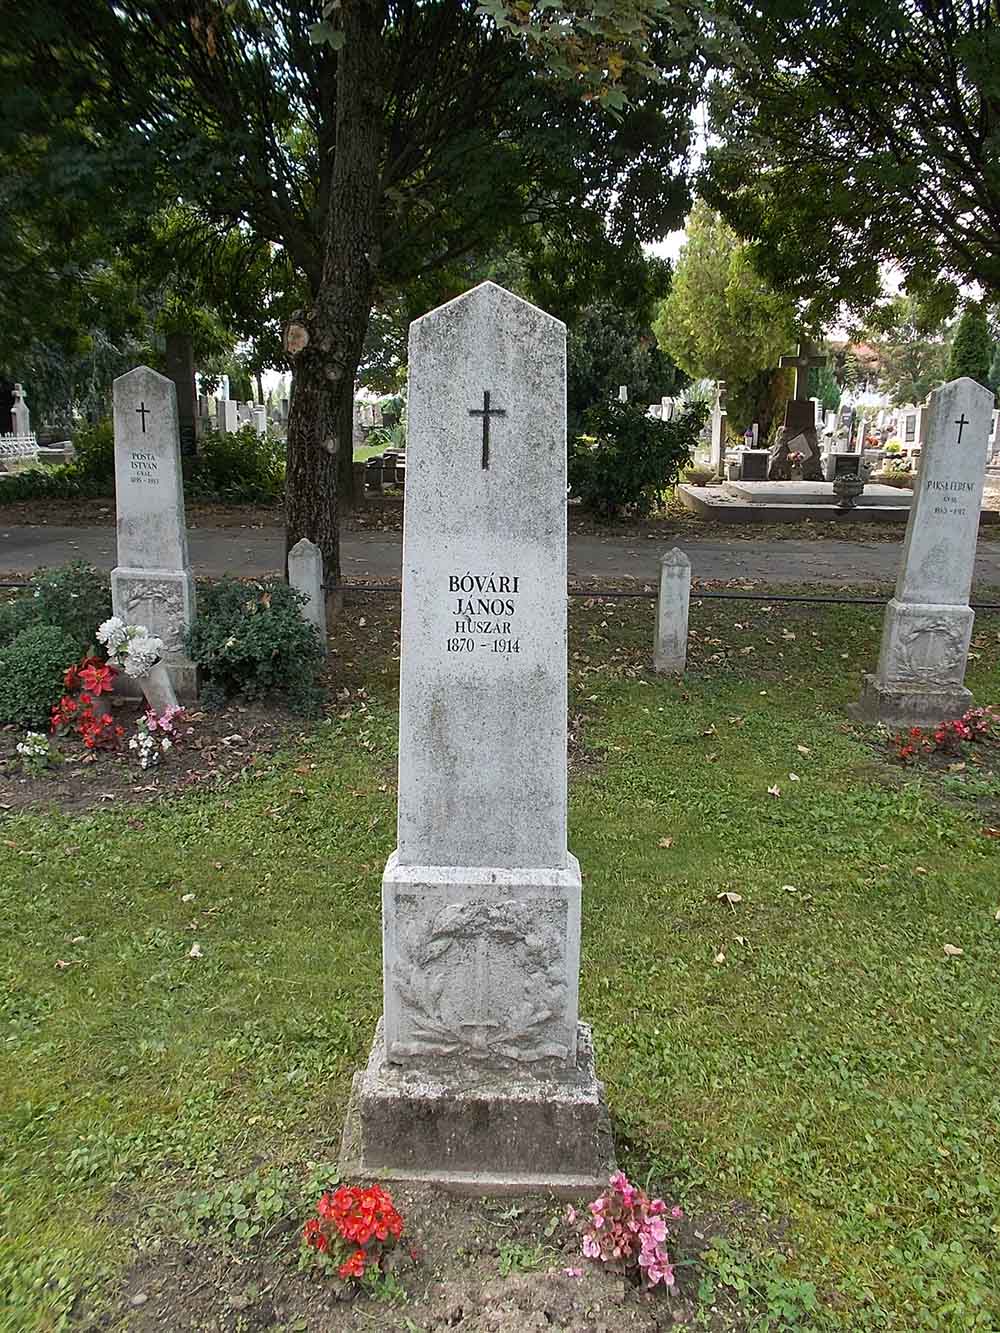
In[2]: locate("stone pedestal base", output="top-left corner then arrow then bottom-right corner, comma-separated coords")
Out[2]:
112,566 -> 198,700
340,1019 -> 615,1194
849,599 -> 974,727
849,674 -> 973,728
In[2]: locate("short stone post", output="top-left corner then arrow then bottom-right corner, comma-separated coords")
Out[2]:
851,376 -> 993,726
654,548 -> 691,674
287,538 -> 327,654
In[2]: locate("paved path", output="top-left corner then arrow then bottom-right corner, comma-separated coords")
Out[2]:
4,523 -> 1000,589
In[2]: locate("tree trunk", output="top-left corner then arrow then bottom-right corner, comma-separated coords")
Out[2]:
283,0 -> 384,587
254,371 -> 264,405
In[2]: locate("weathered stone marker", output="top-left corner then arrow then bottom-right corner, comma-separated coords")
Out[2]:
654,548 -> 691,675
111,367 -> 198,698
287,537 -> 327,653
851,377 -> 993,726
343,282 -> 612,1190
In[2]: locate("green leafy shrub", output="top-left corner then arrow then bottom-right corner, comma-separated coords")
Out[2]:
684,465 -> 715,486
878,469 -> 914,489
71,421 -> 116,487
0,625 -> 80,727
0,562 -> 111,653
569,400 -> 705,519
186,578 -> 323,710
188,426 -> 284,503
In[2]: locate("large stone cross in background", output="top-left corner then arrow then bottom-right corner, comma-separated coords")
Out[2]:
779,341 -> 828,403
769,340 -> 829,482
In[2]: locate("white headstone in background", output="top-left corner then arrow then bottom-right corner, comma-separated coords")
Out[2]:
344,282 -> 610,1191
618,385 -> 628,402
11,384 -> 30,436
217,399 -> 238,434
709,382 -> 727,474
111,367 -> 197,697
852,377 -> 993,726
287,538 -> 327,655
251,405 -> 268,437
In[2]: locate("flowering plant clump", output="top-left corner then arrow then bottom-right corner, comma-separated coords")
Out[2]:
567,1171 -> 682,1290
15,731 -> 60,776
96,616 -> 164,678
129,706 -> 184,770
892,707 -> 997,765
301,1184 -> 404,1282
50,656 -> 124,751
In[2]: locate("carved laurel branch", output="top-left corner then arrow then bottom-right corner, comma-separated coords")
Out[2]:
392,899 -> 569,1063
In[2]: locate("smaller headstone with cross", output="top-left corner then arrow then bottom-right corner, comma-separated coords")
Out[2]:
852,376 -> 993,727
111,367 -> 198,698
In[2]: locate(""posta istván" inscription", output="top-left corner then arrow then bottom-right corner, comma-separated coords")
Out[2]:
446,572 -> 520,654
129,450 -> 160,485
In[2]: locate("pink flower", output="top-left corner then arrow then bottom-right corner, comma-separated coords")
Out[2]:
564,1267 -> 583,1279
646,1217 -> 667,1244
582,1233 -> 600,1259
670,1206 -> 684,1219
565,1205 -> 577,1224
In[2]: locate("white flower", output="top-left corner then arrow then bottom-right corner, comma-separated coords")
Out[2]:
96,616 -> 128,653
123,635 -> 163,678
161,738 -> 173,752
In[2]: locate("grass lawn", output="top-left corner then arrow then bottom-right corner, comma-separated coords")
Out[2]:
2,592 -> 999,1330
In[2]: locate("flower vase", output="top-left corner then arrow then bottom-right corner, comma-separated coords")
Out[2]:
140,661 -> 178,715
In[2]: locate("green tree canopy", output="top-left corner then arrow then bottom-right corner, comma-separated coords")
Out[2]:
5,0 -> 709,579
948,302 -> 993,387
652,200 -> 798,432
702,0 -> 1000,323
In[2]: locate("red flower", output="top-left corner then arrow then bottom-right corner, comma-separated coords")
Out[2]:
80,662 -> 116,696
303,1218 -> 328,1252
338,1249 -> 366,1281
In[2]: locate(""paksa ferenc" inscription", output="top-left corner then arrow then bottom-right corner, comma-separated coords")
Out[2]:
925,477 -> 974,518
445,571 -> 520,655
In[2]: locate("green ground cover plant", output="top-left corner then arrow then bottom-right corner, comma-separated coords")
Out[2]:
1,594 -> 998,1329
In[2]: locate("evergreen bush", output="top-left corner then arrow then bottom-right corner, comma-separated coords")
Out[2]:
0,625 -> 80,728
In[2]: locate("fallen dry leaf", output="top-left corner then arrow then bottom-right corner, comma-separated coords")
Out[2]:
181,893 -> 195,903
767,785 -> 781,798
188,943 -> 204,959
657,837 -> 674,849
981,827 -> 1000,839
796,745 -> 811,755
717,891 -> 743,908
713,950 -> 726,965
943,943 -> 964,958
782,884 -> 798,893
789,772 -> 800,782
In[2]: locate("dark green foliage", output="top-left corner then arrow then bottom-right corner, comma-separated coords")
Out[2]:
187,427 -> 285,504
186,579 -> 323,711
0,562 -> 111,654
569,400 -> 704,519
567,300 -> 686,429
948,303 -> 993,387
0,420 -> 117,503
70,421 -> 116,487
0,624 -> 80,727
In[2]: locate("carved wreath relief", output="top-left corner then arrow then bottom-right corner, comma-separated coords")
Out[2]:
391,896 -> 569,1066
121,578 -> 187,655
894,619 -> 966,686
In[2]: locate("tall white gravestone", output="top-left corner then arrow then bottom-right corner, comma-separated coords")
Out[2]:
343,283 -> 611,1190
852,377 -> 993,726
111,367 -> 198,698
